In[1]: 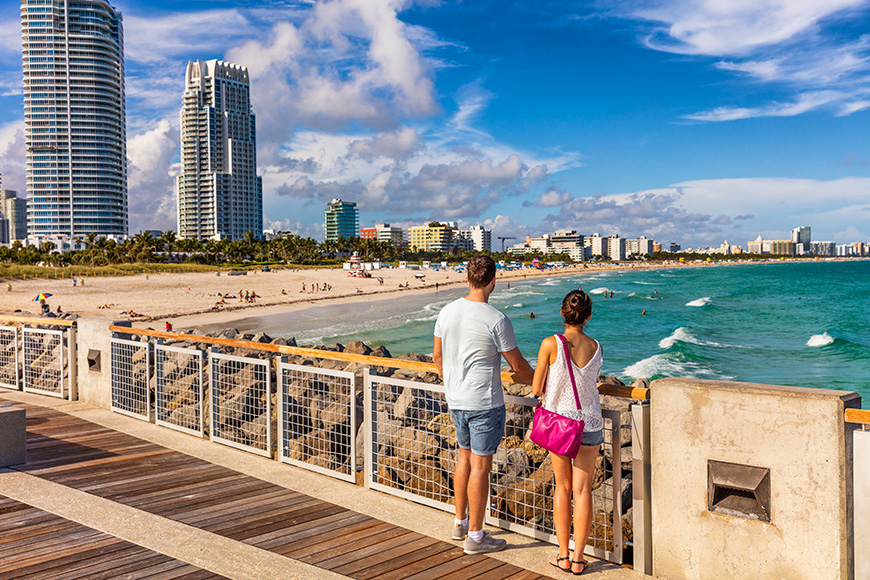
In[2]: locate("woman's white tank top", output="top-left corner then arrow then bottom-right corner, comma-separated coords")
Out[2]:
540,335 -> 603,433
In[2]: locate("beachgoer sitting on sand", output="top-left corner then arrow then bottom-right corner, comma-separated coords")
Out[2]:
282,289 -> 287,295
56,305 -> 62,314
165,321 -> 173,331
301,283 -> 305,292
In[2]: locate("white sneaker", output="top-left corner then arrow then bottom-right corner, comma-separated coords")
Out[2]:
463,530 -> 506,554
451,521 -> 468,541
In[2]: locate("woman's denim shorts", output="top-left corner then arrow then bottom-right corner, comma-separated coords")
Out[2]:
582,429 -> 604,447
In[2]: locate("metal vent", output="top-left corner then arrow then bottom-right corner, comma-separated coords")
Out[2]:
707,460 -> 771,522
87,349 -> 101,372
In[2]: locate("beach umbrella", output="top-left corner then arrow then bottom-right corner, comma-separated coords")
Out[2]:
33,292 -> 52,301
414,273 -> 426,278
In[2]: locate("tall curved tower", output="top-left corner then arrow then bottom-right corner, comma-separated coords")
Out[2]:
21,0 -> 128,238
177,60 -> 262,241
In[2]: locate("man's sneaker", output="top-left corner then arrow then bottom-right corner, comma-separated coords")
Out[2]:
463,530 -> 506,554
451,521 -> 468,541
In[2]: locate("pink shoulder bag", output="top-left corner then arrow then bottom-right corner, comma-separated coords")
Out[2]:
529,334 -> 585,457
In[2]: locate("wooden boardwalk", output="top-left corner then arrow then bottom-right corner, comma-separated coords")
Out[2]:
0,496 -> 229,580
1,397 -> 547,580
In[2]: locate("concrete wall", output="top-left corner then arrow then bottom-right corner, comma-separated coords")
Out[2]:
650,377 -> 860,580
855,429 -> 870,580
75,318 -> 130,409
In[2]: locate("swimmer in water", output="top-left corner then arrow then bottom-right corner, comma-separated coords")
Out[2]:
642,309 -> 646,315
530,312 -> 535,319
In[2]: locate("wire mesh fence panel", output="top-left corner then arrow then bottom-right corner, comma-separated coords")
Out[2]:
155,343 -> 205,437
278,362 -> 357,483
487,403 -> 623,564
0,326 -> 19,390
23,327 -> 65,398
364,370 -> 454,512
210,351 -> 272,457
110,337 -> 151,421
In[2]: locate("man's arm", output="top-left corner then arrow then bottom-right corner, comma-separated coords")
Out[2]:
433,336 -> 443,378
502,347 -> 534,383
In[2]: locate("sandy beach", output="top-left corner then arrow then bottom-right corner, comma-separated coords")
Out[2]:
0,261 -> 672,329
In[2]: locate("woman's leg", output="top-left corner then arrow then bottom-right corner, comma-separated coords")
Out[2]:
571,444 -> 600,574
550,451 -> 573,569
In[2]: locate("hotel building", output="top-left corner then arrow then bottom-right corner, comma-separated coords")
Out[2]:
0,190 -> 27,242
177,60 -> 263,240
360,223 -> 404,246
324,199 -> 359,242
22,0 -> 128,237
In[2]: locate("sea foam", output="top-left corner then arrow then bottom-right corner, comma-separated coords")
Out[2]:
686,297 -> 712,307
659,327 -> 734,349
624,353 -> 734,380
807,332 -> 835,347
590,287 -> 612,295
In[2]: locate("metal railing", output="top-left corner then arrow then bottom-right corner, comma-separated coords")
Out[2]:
155,342 -> 205,437
110,337 -> 151,421
364,369 -> 628,563
0,326 -> 19,390
23,327 -> 66,398
210,349 -> 272,458
278,361 -> 358,483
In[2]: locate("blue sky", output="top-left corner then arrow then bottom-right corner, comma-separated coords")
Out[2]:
1,0 -> 869,247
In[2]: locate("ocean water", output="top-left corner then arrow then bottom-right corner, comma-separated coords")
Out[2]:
231,260 -> 870,399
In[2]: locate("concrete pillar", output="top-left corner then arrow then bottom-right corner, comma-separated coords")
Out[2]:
75,318 -> 130,409
0,405 -> 26,466
650,377 -> 860,580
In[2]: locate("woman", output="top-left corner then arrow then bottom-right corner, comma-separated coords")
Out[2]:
531,290 -> 603,575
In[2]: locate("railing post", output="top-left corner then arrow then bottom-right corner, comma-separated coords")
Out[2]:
363,367 -> 374,490
631,400 -> 652,575
67,325 -> 77,401
855,425 -> 870,579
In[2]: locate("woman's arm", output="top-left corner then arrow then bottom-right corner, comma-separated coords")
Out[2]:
531,336 -> 557,397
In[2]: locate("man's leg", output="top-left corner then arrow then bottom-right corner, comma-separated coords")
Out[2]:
467,451 -> 494,532
454,447 -> 471,522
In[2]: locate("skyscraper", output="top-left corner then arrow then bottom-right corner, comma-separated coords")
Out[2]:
324,199 -> 359,242
22,0 -> 128,238
177,60 -> 263,241
0,190 -> 27,241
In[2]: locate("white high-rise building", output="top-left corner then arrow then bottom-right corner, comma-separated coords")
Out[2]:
457,225 -> 492,252
22,0 -> 128,237
177,60 -> 263,240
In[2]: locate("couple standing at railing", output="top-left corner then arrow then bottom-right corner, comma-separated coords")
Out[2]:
434,255 -> 601,576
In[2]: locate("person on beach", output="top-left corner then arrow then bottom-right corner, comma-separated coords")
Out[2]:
531,290 -> 603,575
433,255 -> 534,555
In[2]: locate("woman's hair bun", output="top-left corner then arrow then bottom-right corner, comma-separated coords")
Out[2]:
562,290 -> 592,326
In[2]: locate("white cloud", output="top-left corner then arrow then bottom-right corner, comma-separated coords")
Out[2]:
543,177 -> 870,245
126,119 -> 179,233
685,90 -> 843,121
0,120 -> 26,193
614,1 -> 870,121
630,0 -> 866,57
347,127 -> 423,161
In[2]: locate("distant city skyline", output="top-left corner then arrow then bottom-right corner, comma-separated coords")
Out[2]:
0,1 -> 868,246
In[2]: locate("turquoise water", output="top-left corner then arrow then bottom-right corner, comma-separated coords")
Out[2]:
238,260 -> 870,398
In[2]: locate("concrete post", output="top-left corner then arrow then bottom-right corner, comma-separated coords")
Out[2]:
650,378 -> 860,580
75,318 -> 130,409
0,405 -> 26,467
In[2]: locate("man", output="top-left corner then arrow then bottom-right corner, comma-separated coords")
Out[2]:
433,255 -> 534,554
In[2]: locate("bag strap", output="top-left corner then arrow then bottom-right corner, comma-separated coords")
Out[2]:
556,334 -> 582,411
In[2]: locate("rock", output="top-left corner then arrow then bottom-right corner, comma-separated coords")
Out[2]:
394,426 -> 442,461
370,345 -> 392,358
251,332 -> 272,343
494,467 -> 554,523
396,352 -> 433,364
598,375 -> 625,386
621,506 -> 633,543
600,394 -> 632,414
393,387 -> 441,423
630,378 -> 650,390
218,328 -> 239,340
404,459 -> 450,502
271,337 -> 288,347
344,341 -> 372,356
427,413 -> 456,447
492,446 -> 531,486
593,474 -> 632,515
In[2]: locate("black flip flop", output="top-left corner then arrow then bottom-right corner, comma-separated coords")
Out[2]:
549,555 -> 570,572
570,559 -> 588,575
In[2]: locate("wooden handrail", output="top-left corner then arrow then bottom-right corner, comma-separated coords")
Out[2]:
110,325 -> 650,400
0,315 -> 75,327
846,408 -> 870,424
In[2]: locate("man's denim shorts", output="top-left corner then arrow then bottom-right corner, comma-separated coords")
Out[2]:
582,429 -> 604,447
450,406 -> 506,456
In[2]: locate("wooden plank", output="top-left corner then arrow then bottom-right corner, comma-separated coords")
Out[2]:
286,521 -> 397,560
353,538 -> 457,580
374,547 -> 477,580
438,560 -> 516,580
332,534 -> 441,576
301,526 -> 415,566
254,512 -> 373,551
0,315 -> 74,326
399,554 -> 507,580
846,407 -> 870,424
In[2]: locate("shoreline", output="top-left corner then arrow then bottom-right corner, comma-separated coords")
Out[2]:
1,257 -> 862,330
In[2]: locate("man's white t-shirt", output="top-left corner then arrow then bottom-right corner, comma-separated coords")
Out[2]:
434,297 -> 518,410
